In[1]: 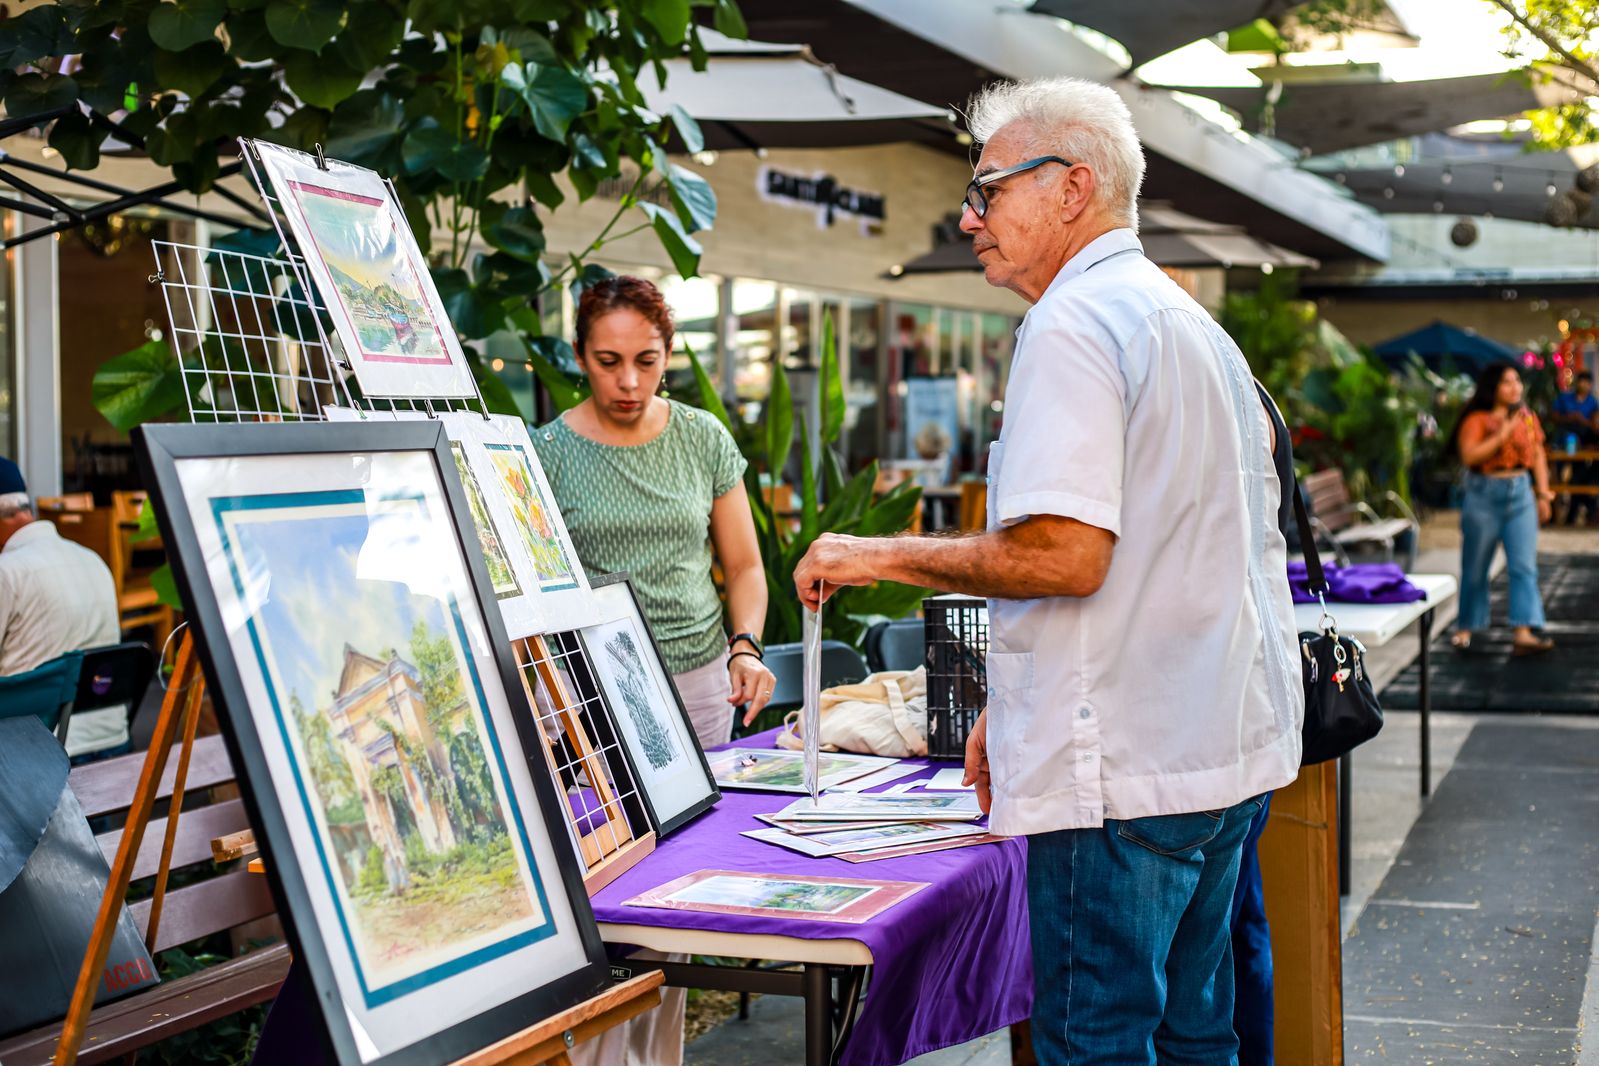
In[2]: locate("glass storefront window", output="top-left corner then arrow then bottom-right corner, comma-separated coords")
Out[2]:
977,313 -> 1017,472
843,298 -> 881,468
731,280 -> 778,423
658,273 -> 720,395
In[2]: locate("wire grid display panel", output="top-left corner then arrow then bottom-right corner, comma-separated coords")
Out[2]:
234,136 -> 488,422
152,238 -> 352,424
517,632 -> 652,876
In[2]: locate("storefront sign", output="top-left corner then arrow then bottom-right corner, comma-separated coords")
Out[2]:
757,167 -> 886,233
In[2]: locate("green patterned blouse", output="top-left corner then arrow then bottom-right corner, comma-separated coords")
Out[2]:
533,399 -> 748,674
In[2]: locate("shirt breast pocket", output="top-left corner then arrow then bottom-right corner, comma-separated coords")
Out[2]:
983,650 -> 1034,788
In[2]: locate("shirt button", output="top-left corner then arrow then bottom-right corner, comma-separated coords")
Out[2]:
543,431 -> 554,441
1081,752 -> 1094,763
986,686 -> 996,700
1078,706 -> 1091,720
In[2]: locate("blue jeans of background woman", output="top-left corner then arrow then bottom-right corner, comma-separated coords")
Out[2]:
1458,472 -> 1546,632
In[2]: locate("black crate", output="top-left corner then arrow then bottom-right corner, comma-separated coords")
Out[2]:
923,594 -> 989,759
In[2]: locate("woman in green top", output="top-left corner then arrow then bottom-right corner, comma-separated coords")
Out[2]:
535,276 -> 777,750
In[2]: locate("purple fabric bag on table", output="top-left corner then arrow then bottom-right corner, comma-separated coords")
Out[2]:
1288,561 -> 1425,605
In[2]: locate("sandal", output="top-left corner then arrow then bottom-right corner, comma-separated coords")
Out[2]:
1512,636 -> 1555,657
1451,631 -> 1472,651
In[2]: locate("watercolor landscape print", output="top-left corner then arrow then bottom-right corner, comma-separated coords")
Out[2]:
601,624 -> 679,772
214,490 -> 551,1001
451,443 -> 521,600
625,869 -> 928,923
287,181 -> 449,364
484,443 -> 579,593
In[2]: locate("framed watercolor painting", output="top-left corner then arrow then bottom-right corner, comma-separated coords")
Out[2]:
249,141 -> 475,399
742,821 -> 987,858
573,574 -> 719,836
622,870 -> 927,924
133,421 -> 609,1066
702,748 -> 900,794
324,409 -> 594,636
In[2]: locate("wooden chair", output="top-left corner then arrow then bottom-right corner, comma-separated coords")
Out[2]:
0,735 -> 287,1066
35,493 -> 94,513
957,481 -> 988,532
1300,469 -> 1419,569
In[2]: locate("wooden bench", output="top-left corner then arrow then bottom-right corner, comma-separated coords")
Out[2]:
1301,468 -> 1418,568
0,735 -> 288,1065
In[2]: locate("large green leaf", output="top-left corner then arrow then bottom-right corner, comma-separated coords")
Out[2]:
502,62 -> 588,142
284,49 -> 363,109
668,103 -> 704,154
432,267 -> 506,339
639,202 -> 702,278
481,203 -> 547,261
835,580 -> 929,621
856,482 -> 922,537
92,339 -> 186,431
641,0 -> 691,44
326,92 -> 407,170
819,312 -> 845,445
148,0 -> 227,52
663,161 -> 717,233
402,123 -> 490,182
153,41 -> 230,99
713,0 -> 747,39
765,354 -> 794,495
151,562 -> 183,610
265,0 -> 344,51
0,5 -> 77,67
47,110 -> 104,170
475,250 -> 549,299
682,339 -> 733,432
522,335 -> 588,411
4,73 -> 79,120
818,460 -> 876,531
468,353 -> 525,417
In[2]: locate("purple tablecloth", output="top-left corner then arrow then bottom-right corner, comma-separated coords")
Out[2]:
591,733 -> 1033,1066
1288,561 -> 1427,605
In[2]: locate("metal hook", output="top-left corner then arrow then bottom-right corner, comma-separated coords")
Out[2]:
157,622 -> 199,693
147,270 -> 166,284
313,143 -> 329,171
423,397 -> 438,419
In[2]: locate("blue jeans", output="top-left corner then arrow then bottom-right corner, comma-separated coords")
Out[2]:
1459,472 -> 1545,631
1026,794 -> 1267,1065
1230,793 -> 1274,1066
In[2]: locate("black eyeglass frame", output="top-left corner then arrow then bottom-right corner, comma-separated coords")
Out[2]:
962,155 -> 1073,218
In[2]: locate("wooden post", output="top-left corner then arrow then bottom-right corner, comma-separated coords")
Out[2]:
141,670 -> 206,953
54,634 -> 206,1066
1258,761 -> 1343,1065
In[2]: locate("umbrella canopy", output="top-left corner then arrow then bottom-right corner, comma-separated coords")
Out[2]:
640,33 -> 951,151
1170,72 -> 1589,156
1372,320 -> 1520,376
1028,0 -> 1310,68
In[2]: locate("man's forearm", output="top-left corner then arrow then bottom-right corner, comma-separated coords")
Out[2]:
861,525 -> 1109,600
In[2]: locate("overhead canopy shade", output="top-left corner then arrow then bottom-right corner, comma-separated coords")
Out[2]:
1372,320 -> 1519,375
1170,72 -> 1590,155
1028,0 -> 1310,68
1322,147 -> 1599,228
642,34 -> 951,151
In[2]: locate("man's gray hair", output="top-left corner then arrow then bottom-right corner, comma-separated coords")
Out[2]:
967,76 -> 1145,230
0,491 -> 33,520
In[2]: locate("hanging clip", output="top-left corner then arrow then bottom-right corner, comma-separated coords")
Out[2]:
423,397 -> 438,420
313,143 -> 329,171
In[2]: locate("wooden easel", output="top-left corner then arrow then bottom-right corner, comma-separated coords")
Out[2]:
55,630 -> 209,1066
519,634 -> 655,894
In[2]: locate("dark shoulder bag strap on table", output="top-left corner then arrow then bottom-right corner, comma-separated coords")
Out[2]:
1253,380 -> 1384,766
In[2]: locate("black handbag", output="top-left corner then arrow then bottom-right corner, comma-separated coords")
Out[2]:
1289,478 -> 1385,765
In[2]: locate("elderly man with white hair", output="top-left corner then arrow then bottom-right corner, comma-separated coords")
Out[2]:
795,76 -> 1301,1063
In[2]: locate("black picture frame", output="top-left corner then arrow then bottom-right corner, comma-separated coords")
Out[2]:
573,573 -> 720,837
133,421 -> 611,1066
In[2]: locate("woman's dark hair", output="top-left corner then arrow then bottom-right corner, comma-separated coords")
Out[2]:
574,275 -> 674,356
1446,361 -> 1517,458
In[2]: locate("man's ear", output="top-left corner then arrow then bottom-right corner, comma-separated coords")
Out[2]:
1060,165 -> 1096,223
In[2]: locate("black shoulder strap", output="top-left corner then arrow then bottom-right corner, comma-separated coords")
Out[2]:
1252,379 -> 1327,596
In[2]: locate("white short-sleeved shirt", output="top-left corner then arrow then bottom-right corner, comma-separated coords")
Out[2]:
984,228 -> 1302,837
0,520 -> 120,677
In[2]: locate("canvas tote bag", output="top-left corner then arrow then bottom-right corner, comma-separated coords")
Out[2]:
775,667 -> 930,758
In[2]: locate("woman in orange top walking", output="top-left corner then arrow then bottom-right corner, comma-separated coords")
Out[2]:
1449,362 -> 1555,654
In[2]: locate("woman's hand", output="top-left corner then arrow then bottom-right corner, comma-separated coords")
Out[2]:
729,653 -> 778,726
1538,490 -> 1555,524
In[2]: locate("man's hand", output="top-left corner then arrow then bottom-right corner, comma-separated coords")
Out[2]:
794,533 -> 879,610
961,709 -> 992,816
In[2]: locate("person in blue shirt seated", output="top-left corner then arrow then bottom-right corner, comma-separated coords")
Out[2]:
1552,371 -> 1599,524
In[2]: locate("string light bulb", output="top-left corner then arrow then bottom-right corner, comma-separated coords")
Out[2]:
1382,186 -> 1396,199
1441,166 -> 1453,185
1492,169 -> 1504,193
1394,163 -> 1406,178
1547,176 -> 1559,197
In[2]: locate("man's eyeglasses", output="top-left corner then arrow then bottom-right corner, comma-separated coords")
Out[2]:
962,155 -> 1073,218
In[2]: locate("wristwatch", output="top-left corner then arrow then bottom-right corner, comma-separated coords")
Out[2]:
728,632 -> 764,658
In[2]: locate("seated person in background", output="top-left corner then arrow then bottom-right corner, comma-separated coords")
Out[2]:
0,458 -> 121,748
1552,371 -> 1599,524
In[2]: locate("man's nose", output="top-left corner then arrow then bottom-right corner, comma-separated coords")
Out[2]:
958,204 -> 983,236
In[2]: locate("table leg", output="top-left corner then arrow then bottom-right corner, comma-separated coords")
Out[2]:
1338,751 -> 1351,897
1419,608 -> 1433,798
804,964 -> 832,1066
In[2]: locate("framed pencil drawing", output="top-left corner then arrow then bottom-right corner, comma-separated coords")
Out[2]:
575,574 -> 719,836
249,141 -> 475,399
134,421 -> 609,1066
